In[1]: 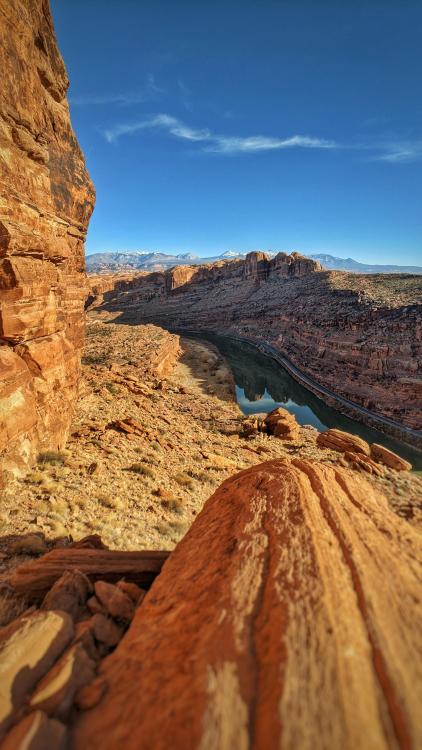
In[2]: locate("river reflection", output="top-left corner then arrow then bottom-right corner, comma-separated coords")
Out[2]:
199,333 -> 422,471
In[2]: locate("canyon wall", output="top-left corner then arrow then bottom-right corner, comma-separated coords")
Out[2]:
0,0 -> 95,477
92,252 -> 422,432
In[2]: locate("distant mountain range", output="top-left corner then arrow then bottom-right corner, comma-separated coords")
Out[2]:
86,250 -> 422,275
308,254 -> 422,274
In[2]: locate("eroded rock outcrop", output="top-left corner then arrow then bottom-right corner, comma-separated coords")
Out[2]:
73,459 -> 422,750
0,0 -> 95,476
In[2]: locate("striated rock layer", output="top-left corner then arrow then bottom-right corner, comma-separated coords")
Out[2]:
73,459 -> 422,750
0,0 -> 95,476
91,253 -> 422,432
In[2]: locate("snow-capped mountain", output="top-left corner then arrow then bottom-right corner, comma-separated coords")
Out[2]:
85,249 -> 421,275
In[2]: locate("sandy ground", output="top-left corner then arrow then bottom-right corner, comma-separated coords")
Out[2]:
2,316 -> 421,559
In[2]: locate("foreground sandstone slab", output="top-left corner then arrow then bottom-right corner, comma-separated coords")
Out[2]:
73,460 -> 422,750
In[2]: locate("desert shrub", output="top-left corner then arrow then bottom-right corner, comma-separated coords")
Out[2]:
173,472 -> 194,488
129,463 -> 155,478
37,450 -> 66,466
105,382 -> 120,395
161,496 -> 184,514
82,352 -> 110,365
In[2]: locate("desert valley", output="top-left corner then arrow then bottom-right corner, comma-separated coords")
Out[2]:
0,2 -> 421,749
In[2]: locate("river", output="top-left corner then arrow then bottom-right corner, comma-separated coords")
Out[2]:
197,333 -> 422,471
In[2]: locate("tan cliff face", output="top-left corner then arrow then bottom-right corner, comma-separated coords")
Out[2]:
90,256 -> 422,431
0,0 -> 95,477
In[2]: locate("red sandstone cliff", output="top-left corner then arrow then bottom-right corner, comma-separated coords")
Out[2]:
0,0 -> 95,476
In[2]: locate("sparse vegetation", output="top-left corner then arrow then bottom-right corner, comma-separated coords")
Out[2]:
105,382 -> 120,395
37,450 -> 66,466
160,496 -> 184,514
173,472 -> 194,488
82,352 -> 110,365
129,463 -> 155,478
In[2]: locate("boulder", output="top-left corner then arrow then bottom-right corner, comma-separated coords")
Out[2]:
370,443 -> 412,471
264,407 -> 300,440
73,459 -> 422,750
316,428 -> 370,455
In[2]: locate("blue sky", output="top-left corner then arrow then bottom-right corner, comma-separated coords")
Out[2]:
51,0 -> 422,264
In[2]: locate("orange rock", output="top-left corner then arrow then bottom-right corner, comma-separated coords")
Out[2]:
73,460 -> 422,750
317,428 -> 370,455
370,443 -> 412,471
0,0 -> 94,477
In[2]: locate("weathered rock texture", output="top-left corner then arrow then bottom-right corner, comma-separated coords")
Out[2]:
73,459 -> 422,750
0,0 -> 95,476
92,253 -> 422,431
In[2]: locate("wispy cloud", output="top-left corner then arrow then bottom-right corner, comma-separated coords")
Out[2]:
104,113 -> 336,153
103,112 -> 422,163
177,78 -> 193,112
70,73 -> 163,107
372,140 -> 422,163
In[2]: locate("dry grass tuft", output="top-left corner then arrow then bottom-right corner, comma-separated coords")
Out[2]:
174,472 -> 194,488
129,463 -> 155,478
37,450 -> 66,467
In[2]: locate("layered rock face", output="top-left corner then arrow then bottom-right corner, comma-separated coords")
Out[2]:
73,459 -> 422,749
0,0 -> 95,475
94,254 -> 422,431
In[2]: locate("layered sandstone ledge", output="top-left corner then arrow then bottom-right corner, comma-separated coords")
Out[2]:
0,0 -> 95,476
89,253 -> 422,433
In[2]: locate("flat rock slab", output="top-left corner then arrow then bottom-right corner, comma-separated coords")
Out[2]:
10,549 -> 170,601
0,710 -> 66,750
73,459 -> 422,750
0,610 -> 73,737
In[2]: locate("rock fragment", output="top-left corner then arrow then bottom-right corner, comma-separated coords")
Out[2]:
41,570 -> 93,620
370,443 -> 412,471
316,428 -> 370,455
0,711 -> 66,750
94,581 -> 134,622
30,643 -> 96,720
